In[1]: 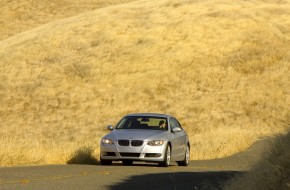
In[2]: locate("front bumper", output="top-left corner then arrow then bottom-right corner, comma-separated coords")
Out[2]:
100,141 -> 167,162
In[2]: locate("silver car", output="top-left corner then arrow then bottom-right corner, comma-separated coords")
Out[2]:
100,113 -> 190,167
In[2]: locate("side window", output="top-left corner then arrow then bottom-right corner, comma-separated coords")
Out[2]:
170,117 -> 183,131
173,118 -> 182,129
169,118 -> 177,130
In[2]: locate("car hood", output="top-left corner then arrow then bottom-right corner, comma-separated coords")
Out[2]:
107,129 -> 168,141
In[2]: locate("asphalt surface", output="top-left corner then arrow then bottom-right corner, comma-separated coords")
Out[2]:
0,140 -> 267,190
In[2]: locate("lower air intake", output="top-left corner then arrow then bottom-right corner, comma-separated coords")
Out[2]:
120,153 -> 140,157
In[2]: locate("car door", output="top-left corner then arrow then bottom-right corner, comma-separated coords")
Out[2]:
169,117 -> 187,161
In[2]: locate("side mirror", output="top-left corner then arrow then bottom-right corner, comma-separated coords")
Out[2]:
107,125 -> 114,130
172,127 -> 182,133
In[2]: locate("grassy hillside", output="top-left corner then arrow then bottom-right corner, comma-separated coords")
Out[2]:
0,0 -> 289,166
0,0 -> 137,40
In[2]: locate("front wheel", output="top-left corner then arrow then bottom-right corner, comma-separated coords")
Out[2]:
177,145 -> 190,166
159,144 -> 171,167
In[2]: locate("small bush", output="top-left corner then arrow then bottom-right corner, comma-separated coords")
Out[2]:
67,147 -> 98,165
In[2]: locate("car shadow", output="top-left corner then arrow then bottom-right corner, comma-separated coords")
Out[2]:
106,171 -> 244,190
104,161 -> 162,167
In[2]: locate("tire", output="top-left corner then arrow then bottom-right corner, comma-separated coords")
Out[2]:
159,144 -> 171,167
100,158 -> 112,165
122,160 -> 133,166
177,145 -> 190,166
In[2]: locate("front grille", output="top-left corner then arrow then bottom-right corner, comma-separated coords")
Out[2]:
120,153 -> 140,157
118,140 -> 129,146
118,139 -> 144,146
131,140 -> 143,146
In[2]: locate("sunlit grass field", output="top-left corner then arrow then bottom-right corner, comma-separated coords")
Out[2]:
0,0 -> 137,41
0,0 -> 289,166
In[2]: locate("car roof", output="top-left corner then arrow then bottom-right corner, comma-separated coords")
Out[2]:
125,113 -> 171,118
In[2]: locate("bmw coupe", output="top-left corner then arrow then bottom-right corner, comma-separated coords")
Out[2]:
100,113 -> 190,167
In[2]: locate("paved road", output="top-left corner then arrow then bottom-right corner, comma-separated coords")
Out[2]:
0,140 -> 267,190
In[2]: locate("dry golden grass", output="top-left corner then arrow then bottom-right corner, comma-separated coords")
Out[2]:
0,0 -> 137,40
224,130 -> 290,190
0,0 -> 289,166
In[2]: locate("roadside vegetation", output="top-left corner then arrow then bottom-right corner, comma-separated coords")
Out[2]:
0,0 -> 289,166
224,129 -> 290,190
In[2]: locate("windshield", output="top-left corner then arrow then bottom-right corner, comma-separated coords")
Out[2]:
115,116 -> 168,130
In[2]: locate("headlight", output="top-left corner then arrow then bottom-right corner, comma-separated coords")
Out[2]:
147,140 -> 164,146
102,138 -> 114,144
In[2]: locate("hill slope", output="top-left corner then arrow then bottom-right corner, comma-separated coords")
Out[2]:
0,0 -> 137,40
0,0 -> 289,165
